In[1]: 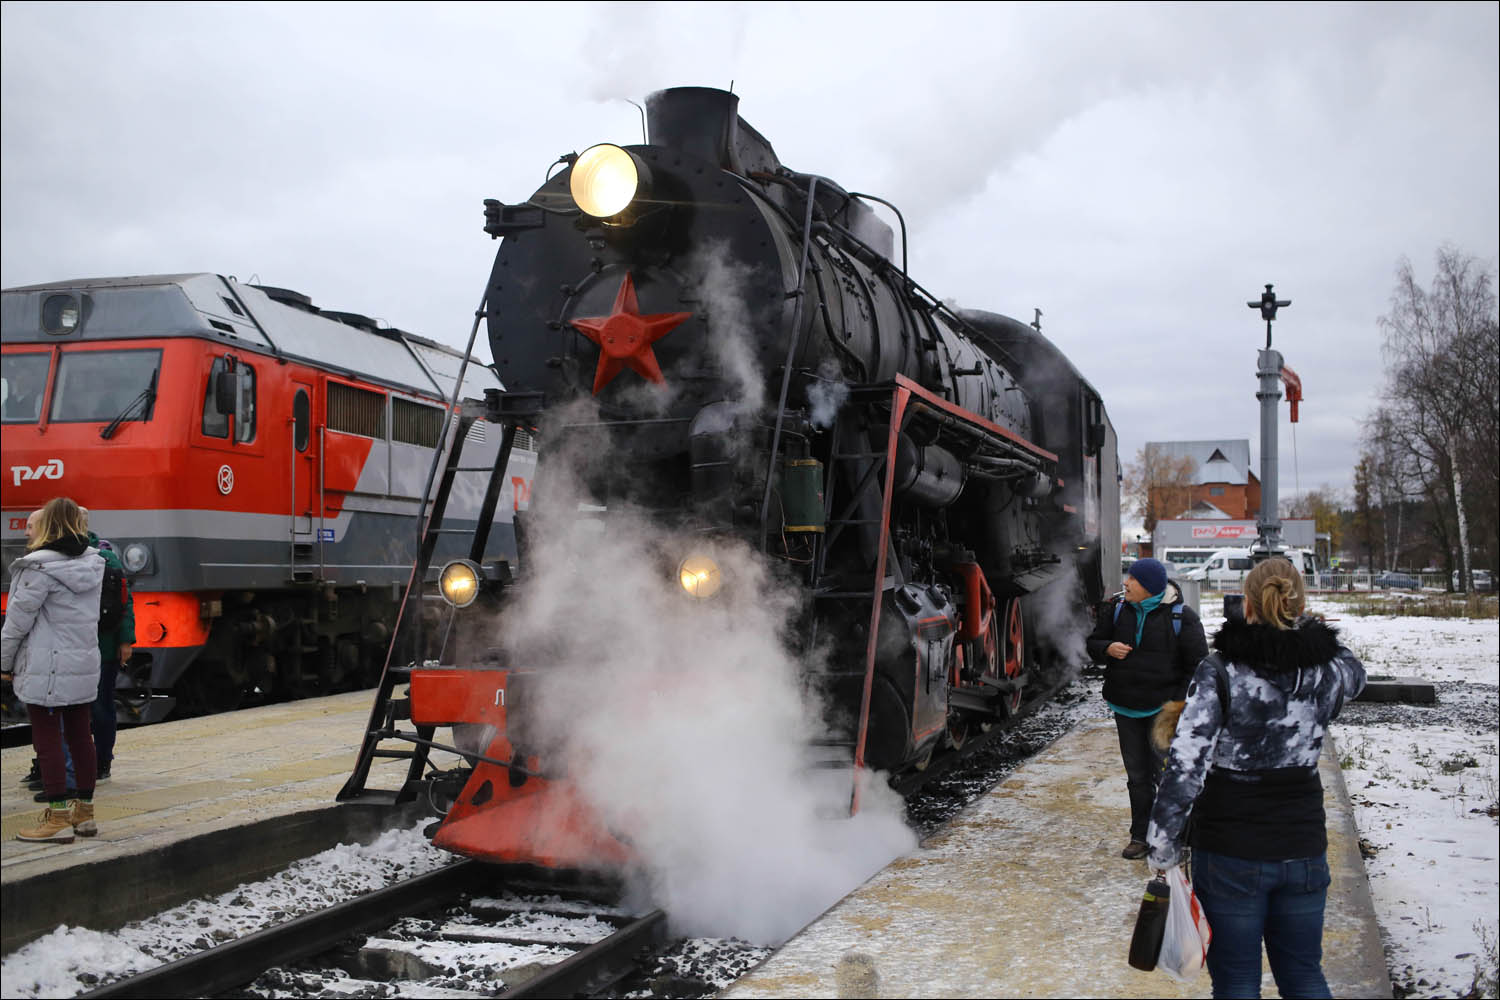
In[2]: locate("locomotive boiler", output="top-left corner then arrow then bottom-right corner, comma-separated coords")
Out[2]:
343,87 -> 1120,866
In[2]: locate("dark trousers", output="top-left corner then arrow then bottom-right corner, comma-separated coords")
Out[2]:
28,703 -> 95,799
1114,711 -> 1165,841
92,659 -> 118,771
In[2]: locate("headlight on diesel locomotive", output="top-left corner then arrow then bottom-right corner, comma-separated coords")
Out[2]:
121,542 -> 152,574
439,559 -> 482,608
570,143 -> 646,218
678,554 -> 723,600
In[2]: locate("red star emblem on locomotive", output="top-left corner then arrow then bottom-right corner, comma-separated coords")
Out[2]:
569,272 -> 693,394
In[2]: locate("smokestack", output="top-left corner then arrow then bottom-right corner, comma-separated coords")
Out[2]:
645,87 -> 743,173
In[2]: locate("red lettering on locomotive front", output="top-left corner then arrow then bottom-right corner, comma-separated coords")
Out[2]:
511,476 -> 531,511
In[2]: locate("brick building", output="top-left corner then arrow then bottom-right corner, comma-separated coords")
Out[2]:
1148,439 -> 1261,521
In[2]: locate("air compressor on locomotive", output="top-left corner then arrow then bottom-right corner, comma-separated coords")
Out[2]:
343,87 -> 1121,865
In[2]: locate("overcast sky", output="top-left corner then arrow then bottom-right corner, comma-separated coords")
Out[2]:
3,2 -> 1496,510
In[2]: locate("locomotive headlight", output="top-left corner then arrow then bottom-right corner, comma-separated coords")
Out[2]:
439,559 -> 482,608
570,143 -> 644,218
678,554 -> 723,600
121,542 -> 152,574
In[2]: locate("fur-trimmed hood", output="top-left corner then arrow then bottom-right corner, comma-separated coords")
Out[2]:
1212,616 -> 1341,674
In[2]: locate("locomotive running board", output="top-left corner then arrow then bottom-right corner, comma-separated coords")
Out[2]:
849,376 -> 1055,815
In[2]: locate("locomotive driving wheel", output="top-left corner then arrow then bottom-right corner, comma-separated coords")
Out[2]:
1000,597 -> 1025,716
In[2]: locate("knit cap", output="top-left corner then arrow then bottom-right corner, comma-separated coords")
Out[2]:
1128,557 -> 1168,596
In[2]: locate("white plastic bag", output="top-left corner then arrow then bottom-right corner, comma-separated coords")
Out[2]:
1157,863 -> 1212,982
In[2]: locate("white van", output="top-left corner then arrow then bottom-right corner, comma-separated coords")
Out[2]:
1158,548 -> 1218,575
1183,547 -> 1322,590
1182,548 -> 1256,589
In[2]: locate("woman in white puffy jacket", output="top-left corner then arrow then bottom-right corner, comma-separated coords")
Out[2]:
1,497 -> 104,843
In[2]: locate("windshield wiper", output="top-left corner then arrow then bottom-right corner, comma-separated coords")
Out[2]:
100,369 -> 159,440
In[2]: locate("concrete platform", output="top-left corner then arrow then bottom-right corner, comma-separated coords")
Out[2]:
726,720 -> 1390,999
1,690 -> 445,954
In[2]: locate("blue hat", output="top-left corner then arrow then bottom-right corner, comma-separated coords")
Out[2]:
1128,558 -> 1168,596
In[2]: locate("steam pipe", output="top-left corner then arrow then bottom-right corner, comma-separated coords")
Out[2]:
758,174 -> 820,549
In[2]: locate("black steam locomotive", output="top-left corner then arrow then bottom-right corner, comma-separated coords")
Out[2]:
343,87 -> 1119,864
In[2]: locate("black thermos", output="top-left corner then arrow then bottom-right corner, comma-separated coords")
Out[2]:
1127,875 -> 1171,971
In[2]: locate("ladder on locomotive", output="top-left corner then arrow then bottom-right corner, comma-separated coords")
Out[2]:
338,397 -> 532,804
798,383 -> 900,779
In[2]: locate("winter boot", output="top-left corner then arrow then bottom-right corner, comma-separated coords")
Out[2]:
21,757 -> 40,787
70,800 -> 97,838
17,806 -> 76,844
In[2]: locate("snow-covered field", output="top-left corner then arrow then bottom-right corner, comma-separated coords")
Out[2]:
1310,597 -> 1500,999
1,599 -> 1495,998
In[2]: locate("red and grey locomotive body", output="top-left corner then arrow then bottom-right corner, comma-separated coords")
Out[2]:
345,87 -> 1120,865
1,274 -> 533,722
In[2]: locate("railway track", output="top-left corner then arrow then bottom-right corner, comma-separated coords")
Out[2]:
58,670 -> 1088,999
80,861 -> 665,999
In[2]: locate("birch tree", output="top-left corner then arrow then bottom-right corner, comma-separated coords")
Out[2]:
1378,247 -> 1498,590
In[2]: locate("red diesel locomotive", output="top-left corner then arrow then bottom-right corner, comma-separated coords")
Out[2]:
1,274 -> 533,722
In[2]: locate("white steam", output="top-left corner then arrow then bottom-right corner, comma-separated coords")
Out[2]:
499,407 -> 914,945
1028,556 -> 1093,681
805,360 -> 849,430
688,242 -> 767,418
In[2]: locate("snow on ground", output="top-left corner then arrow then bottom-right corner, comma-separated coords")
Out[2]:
0,599 -> 1494,998
0,823 -> 453,998
1311,597 -> 1500,999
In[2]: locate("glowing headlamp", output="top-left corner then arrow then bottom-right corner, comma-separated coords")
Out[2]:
439,559 -> 482,608
678,554 -> 723,599
570,143 -> 645,218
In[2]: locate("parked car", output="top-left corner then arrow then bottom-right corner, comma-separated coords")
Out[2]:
1375,571 -> 1420,590
1452,569 -> 1495,592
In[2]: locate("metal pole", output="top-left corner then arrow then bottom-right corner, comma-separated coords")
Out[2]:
1247,284 -> 1291,559
1256,346 -> 1285,555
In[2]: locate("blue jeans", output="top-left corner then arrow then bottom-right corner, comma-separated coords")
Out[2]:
1193,848 -> 1332,999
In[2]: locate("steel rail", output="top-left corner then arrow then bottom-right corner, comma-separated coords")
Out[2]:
500,908 -> 667,998
79,861 -> 482,999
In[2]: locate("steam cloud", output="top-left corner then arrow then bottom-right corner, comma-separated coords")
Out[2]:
805,360 -> 849,430
497,447 -> 914,943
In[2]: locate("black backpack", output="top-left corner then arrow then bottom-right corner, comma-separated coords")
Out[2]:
99,562 -> 128,633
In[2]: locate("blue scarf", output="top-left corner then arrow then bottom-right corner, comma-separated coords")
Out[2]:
1131,591 -> 1164,648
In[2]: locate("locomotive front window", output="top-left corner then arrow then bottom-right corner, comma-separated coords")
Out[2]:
202,356 -> 257,443
1,353 -> 51,423
49,349 -> 162,424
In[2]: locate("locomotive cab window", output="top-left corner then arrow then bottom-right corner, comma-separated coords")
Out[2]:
202,356 -> 257,442
293,389 -> 310,452
51,349 -> 162,425
1,352 -> 51,423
